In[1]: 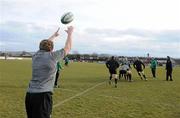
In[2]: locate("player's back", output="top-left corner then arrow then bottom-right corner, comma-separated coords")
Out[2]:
106,60 -> 119,70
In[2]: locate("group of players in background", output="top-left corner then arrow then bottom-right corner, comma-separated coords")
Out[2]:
106,56 -> 174,88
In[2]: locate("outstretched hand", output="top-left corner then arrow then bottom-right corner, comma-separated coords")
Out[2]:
65,26 -> 74,35
48,27 -> 60,41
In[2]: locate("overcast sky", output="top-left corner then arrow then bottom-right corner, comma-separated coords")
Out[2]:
0,0 -> 180,57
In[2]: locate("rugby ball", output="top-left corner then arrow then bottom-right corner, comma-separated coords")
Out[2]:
61,12 -> 74,24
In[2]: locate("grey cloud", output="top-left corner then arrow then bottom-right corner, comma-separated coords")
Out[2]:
85,28 -> 153,38
154,30 -> 180,42
73,28 -> 180,57
1,21 -> 180,57
84,28 -> 180,43
0,21 -> 58,51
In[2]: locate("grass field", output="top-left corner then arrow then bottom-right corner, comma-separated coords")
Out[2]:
0,60 -> 180,118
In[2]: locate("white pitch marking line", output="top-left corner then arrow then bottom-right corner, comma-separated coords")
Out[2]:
53,81 -> 105,108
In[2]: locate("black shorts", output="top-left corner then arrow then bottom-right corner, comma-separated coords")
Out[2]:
25,92 -> 52,118
109,69 -> 117,74
119,70 -> 127,74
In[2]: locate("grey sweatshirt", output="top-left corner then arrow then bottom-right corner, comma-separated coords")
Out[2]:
27,49 -> 65,93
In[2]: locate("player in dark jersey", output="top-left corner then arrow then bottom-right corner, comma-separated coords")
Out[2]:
106,56 -> 119,87
166,56 -> 173,81
133,57 -> 147,80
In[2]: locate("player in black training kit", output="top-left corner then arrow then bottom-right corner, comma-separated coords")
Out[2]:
106,56 -> 119,87
166,56 -> 173,81
133,58 -> 147,80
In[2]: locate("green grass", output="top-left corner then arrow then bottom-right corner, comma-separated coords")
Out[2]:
0,60 -> 180,118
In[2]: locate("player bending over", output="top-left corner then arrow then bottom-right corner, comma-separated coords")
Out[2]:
119,63 -> 128,80
119,62 -> 132,82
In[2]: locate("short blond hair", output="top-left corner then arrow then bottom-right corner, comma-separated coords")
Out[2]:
39,39 -> 54,51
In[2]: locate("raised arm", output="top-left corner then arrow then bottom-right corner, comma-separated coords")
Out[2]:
48,28 -> 60,41
64,26 -> 74,55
